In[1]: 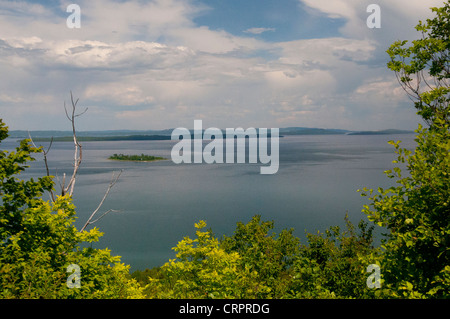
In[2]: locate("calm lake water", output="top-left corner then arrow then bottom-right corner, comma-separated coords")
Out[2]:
4,134 -> 416,270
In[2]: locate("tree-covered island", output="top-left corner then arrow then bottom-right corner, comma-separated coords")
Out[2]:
108,153 -> 167,162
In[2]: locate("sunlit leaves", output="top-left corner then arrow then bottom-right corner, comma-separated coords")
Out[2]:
387,4 -> 450,126
0,119 -> 144,299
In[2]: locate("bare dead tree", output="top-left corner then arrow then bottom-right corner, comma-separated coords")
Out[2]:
61,91 -> 87,197
28,91 -> 123,232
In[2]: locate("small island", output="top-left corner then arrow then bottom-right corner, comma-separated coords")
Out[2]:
109,153 -> 167,162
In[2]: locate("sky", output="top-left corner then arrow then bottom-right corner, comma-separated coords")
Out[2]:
0,0 -> 446,131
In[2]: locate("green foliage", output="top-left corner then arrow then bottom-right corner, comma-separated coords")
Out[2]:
0,119 -> 144,299
387,3 -> 449,126
360,118 -> 450,298
141,215 -> 378,299
361,3 -> 450,299
145,220 -> 268,298
291,216 -> 379,299
220,215 -> 300,297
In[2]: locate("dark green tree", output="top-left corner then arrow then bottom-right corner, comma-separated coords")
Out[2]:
361,3 -> 449,298
291,216 -> 378,298
221,215 -> 300,297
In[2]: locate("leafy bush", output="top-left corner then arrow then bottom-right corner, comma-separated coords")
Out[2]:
0,119 -> 144,299
360,119 -> 449,298
144,220 -> 268,298
360,2 -> 450,298
141,215 -> 378,299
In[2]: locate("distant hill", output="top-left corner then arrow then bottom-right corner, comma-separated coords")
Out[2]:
8,127 -> 414,141
8,129 -> 174,139
31,135 -> 172,142
279,127 -> 350,135
346,129 -> 414,135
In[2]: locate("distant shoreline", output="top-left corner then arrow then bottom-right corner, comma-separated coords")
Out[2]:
10,127 -> 415,141
32,135 -> 172,142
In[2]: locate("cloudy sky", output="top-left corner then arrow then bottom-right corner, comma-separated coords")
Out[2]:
0,0 -> 445,131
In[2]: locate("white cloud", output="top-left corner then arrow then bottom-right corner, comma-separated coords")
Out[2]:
0,0 -> 445,131
0,93 -> 25,103
168,26 -> 268,54
85,84 -> 154,106
243,27 -> 276,35
275,37 -> 376,65
300,0 -> 446,40
301,0 -> 357,20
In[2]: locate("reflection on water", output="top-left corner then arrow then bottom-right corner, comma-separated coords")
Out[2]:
3,134 -> 416,270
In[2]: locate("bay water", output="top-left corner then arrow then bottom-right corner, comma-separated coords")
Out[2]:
3,134 -> 416,270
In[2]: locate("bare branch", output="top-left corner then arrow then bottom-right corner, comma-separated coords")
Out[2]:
28,132 -> 56,202
60,91 -> 86,197
46,92 -> 124,232
43,137 -> 54,176
27,131 -> 38,149
55,169 -> 64,195
87,209 -> 121,226
80,170 -> 123,232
